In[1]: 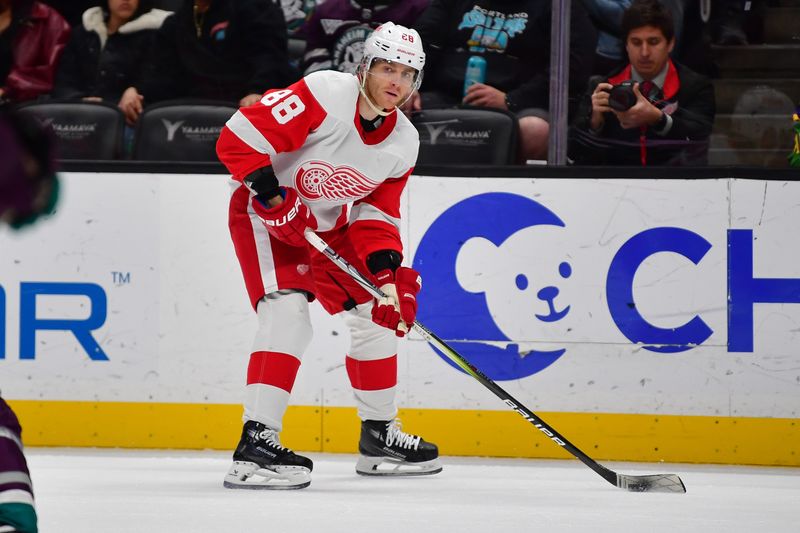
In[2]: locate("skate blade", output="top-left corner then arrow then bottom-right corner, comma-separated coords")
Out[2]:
355,455 -> 443,477
223,461 -> 311,490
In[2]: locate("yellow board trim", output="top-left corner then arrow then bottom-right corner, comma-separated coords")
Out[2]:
6,400 -> 798,466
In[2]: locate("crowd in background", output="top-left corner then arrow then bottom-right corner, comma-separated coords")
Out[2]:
1,0 -> 795,166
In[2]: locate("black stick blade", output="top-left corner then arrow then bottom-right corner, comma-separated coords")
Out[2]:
617,474 -> 687,493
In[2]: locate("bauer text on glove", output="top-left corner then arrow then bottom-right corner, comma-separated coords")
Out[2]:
252,186 -> 314,247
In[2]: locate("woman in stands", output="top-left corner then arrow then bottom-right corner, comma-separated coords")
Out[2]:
53,0 -> 170,103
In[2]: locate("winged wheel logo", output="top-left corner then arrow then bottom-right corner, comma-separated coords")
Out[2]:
294,161 -> 379,202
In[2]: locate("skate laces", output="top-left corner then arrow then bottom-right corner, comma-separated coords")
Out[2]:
385,419 -> 421,450
257,428 -> 289,452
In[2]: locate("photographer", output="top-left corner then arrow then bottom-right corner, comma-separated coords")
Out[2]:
570,0 -> 715,166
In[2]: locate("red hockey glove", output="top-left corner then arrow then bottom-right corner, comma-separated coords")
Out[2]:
252,186 -> 312,247
371,267 -> 422,337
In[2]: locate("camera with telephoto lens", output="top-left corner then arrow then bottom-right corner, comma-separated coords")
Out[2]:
607,80 -> 638,112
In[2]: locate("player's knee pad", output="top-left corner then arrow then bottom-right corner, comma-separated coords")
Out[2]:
343,301 -> 398,360
252,290 -> 313,356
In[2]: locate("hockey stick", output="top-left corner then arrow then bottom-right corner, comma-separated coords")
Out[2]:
305,231 -> 686,493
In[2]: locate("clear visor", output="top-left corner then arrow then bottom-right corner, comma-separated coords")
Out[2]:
364,58 -> 423,90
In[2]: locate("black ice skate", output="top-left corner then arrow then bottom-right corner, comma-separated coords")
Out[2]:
356,419 -> 442,476
223,420 -> 313,490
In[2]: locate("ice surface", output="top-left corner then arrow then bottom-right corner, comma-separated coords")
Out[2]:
25,449 -> 799,533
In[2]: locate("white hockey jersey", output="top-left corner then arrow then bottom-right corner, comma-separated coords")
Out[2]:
217,70 -> 419,260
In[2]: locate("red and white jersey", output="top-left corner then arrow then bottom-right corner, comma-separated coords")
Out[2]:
217,70 -> 419,260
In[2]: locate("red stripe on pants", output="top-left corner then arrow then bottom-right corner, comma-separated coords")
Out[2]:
229,184 -> 265,310
247,351 -> 301,393
346,355 -> 397,391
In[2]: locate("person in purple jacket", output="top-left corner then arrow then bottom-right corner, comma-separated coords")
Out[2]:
0,105 -> 57,533
0,398 -> 36,533
0,105 -> 57,228
301,0 -> 429,76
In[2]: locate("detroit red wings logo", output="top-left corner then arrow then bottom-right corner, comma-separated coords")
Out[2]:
294,161 -> 379,202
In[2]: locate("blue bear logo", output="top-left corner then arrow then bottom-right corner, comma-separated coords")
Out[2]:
414,192 -> 571,381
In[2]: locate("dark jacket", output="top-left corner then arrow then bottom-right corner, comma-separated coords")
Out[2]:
570,60 -> 716,166
137,0 -> 297,103
1,1 -> 70,102
414,0 -> 596,114
53,7 -> 171,102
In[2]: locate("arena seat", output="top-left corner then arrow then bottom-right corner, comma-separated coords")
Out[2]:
410,107 -> 519,165
133,100 -> 238,161
15,100 -> 125,160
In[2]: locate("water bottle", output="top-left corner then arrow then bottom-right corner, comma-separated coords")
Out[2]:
463,55 -> 487,96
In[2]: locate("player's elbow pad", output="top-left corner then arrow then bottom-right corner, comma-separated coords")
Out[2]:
244,166 -> 280,200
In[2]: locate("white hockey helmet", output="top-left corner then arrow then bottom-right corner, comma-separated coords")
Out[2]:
362,22 -> 425,72
358,22 -> 425,115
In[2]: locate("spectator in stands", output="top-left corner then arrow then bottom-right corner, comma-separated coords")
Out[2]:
790,105 -> 800,168
0,0 -> 70,104
280,0 -> 317,37
301,0 -> 428,76
410,0 -> 597,161
584,0 -> 633,75
53,1 -> 171,103
118,0 -> 297,125
584,0 -> 693,76
726,85 -> 795,167
569,0 -> 715,166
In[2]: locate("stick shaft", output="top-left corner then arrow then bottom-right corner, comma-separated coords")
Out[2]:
304,231 -> 685,492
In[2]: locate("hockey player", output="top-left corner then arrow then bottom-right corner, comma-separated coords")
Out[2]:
0,399 -> 36,533
1,106 -> 58,533
216,22 -> 441,490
